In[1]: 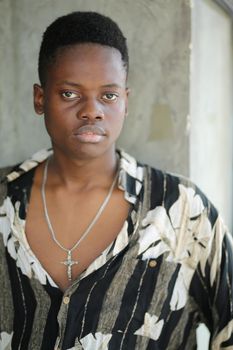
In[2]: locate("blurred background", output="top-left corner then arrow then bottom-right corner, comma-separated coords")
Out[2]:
0,1 -> 232,347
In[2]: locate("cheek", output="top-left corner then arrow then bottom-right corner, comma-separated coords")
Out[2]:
106,100 -> 126,119
109,103 -> 126,132
109,114 -> 125,138
43,103 -> 73,130
43,112 -> 70,138
43,116 -> 56,138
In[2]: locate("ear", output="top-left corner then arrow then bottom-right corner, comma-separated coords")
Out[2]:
125,87 -> 130,117
33,84 -> 44,115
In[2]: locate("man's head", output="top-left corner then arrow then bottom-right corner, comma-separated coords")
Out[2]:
34,11 -> 130,161
38,11 -> 129,86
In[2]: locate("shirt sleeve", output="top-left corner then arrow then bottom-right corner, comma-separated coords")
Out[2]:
189,189 -> 233,349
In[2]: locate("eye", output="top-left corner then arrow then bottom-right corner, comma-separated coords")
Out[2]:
102,93 -> 118,102
61,91 -> 80,99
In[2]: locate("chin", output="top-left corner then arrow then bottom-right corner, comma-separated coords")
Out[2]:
58,142 -> 114,160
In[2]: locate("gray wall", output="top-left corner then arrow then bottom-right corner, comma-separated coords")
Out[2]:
191,0 -> 233,228
0,0 -> 191,175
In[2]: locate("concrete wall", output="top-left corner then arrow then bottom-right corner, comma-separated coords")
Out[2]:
0,0 -> 191,176
190,0 -> 233,229
191,0 -> 233,347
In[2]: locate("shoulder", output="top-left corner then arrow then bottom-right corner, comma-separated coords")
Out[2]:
0,148 -> 53,205
0,165 -> 15,182
0,166 -> 15,205
163,170 -> 218,227
132,158 -> 219,229
139,163 -> 228,275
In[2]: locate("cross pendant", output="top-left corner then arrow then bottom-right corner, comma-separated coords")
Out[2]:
61,250 -> 79,281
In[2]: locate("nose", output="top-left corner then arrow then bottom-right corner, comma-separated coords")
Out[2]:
77,98 -> 104,121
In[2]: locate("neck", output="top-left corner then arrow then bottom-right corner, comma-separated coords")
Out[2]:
47,147 -> 119,190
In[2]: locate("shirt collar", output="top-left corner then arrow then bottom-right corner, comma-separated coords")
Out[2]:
3,148 -> 144,204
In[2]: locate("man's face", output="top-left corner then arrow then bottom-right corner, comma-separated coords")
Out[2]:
34,43 -> 129,160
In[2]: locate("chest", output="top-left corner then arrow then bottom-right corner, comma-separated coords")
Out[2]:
25,181 -> 131,291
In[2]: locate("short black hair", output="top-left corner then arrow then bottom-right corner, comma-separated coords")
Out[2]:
38,11 -> 129,85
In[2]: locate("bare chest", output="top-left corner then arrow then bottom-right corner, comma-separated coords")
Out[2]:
25,177 -> 130,291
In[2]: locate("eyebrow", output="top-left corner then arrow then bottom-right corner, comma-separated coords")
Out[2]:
56,81 -> 123,89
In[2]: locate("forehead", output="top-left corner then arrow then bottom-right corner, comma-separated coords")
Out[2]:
46,43 -> 127,86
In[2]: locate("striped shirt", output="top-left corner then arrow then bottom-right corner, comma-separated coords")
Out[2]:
0,149 -> 233,349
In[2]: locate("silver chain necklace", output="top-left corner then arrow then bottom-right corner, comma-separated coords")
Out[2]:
41,157 -> 119,281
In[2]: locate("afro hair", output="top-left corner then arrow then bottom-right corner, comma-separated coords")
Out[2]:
38,11 -> 129,85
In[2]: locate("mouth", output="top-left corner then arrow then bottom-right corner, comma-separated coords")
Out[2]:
72,125 -> 107,144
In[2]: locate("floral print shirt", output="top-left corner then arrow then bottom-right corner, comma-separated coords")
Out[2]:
0,149 -> 233,350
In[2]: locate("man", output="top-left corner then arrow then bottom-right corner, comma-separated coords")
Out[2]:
0,11 -> 233,350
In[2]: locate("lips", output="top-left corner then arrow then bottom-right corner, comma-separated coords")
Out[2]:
72,125 -> 106,143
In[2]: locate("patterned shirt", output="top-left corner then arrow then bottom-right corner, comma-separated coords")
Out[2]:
0,149 -> 233,350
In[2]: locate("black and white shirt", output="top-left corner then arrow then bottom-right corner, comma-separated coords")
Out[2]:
0,149 -> 233,349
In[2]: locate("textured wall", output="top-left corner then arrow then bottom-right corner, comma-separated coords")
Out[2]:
0,0 -> 191,175
190,0 -> 233,228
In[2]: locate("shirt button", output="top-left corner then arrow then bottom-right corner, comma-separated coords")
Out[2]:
149,260 -> 157,268
63,296 -> 70,305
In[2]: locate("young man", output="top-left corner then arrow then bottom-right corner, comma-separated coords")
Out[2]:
0,11 -> 232,350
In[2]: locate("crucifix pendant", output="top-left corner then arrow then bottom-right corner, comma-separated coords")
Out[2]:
61,250 -> 79,281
